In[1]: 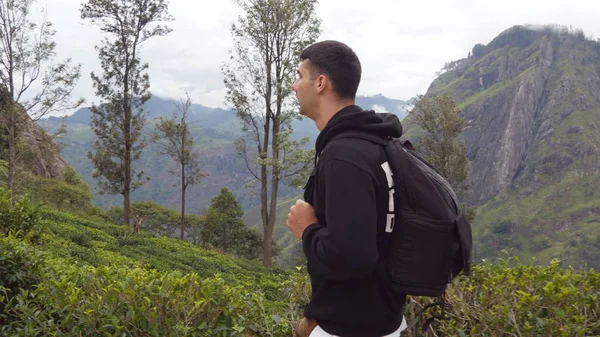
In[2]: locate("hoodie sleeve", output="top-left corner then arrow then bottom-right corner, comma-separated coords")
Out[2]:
302,157 -> 379,280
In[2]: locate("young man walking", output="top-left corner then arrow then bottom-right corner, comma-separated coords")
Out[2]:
286,40 -> 408,337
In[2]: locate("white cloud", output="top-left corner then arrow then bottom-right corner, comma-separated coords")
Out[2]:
371,104 -> 389,113
33,0 -> 600,116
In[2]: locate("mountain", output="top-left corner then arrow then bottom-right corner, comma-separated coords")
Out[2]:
37,94 -> 408,214
403,24 -> 600,268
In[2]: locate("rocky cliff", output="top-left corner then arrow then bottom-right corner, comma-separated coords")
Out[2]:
0,107 -> 67,182
23,118 -> 68,179
406,25 -> 600,268
423,25 -> 600,205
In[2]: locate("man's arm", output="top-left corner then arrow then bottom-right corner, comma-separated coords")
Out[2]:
302,158 -> 379,280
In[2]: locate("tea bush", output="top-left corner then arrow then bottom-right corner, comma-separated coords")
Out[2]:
1,258 -> 295,336
403,257 -> 600,336
0,188 -> 41,241
1,203 -> 598,336
0,235 -> 46,327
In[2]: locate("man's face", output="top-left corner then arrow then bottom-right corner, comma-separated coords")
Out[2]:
292,60 -> 317,120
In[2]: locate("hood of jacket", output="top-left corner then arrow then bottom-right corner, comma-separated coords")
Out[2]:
314,104 -> 403,155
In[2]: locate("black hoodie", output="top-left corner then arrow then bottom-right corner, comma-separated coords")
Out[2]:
302,105 -> 406,337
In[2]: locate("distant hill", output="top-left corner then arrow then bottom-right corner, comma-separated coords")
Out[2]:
37,94 -> 409,214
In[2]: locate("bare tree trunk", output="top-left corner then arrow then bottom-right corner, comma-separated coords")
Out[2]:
181,163 -> 186,240
7,123 -> 16,207
267,120 -> 281,266
123,46 -> 132,227
124,188 -> 131,226
124,110 -> 131,226
264,214 -> 275,266
6,71 -> 16,207
260,157 -> 270,266
260,115 -> 271,265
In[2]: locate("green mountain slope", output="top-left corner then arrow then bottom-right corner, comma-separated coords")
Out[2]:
404,25 -> 600,268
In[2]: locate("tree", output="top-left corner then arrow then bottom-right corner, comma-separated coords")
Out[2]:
152,92 -> 207,240
81,0 -> 173,228
107,200 -> 184,237
202,187 -> 266,260
221,0 -> 320,267
411,94 -> 470,200
472,43 -> 486,57
0,0 -> 82,205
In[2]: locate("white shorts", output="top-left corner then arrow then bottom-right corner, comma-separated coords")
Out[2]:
308,316 -> 408,337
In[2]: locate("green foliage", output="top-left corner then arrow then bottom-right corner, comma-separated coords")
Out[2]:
35,208 -> 286,299
1,203 -> 599,336
0,235 -> 46,327
472,43 -> 486,57
25,171 -> 93,212
403,257 -> 600,337
1,258 -> 303,337
411,94 -> 470,199
1,164 -> 94,215
107,200 -> 191,237
0,187 -> 41,241
202,187 -> 267,260
3,229 -> 600,337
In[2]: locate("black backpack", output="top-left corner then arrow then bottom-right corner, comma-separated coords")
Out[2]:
333,131 -> 473,329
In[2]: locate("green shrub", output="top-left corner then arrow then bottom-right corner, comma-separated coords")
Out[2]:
403,257 -> 600,336
2,260 -> 294,337
0,235 -> 46,326
0,187 -> 41,241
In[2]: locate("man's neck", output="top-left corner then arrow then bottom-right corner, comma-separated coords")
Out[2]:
315,99 -> 356,131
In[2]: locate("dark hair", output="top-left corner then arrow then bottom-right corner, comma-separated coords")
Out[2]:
300,40 -> 361,99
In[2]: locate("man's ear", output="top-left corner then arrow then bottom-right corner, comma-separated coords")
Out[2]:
316,74 -> 327,94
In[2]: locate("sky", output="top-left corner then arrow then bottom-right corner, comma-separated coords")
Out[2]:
35,0 -> 600,115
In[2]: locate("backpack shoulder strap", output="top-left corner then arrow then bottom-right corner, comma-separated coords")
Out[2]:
330,130 -> 418,212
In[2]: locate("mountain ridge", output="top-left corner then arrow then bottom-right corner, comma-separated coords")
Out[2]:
37,94 -> 409,214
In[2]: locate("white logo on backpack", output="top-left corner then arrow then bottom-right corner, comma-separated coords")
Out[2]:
381,161 -> 395,233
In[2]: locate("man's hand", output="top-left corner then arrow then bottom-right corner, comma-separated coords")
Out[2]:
286,199 -> 317,239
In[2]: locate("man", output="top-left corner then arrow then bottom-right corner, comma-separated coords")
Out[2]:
286,40 -> 408,337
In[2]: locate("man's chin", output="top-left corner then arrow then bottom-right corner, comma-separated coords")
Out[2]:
299,108 -> 312,119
